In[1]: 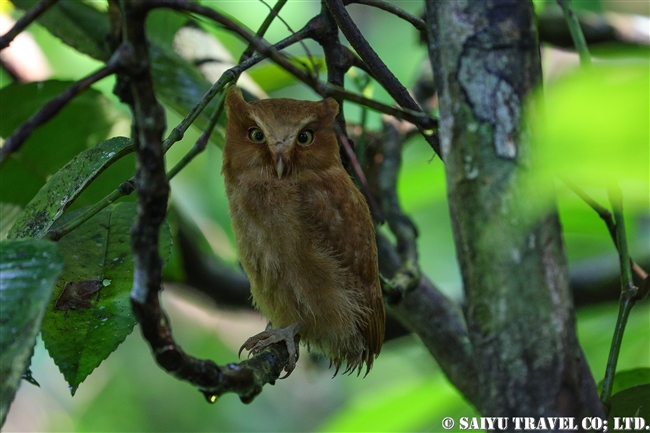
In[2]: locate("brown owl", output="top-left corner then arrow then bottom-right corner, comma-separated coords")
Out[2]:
221,86 -> 385,377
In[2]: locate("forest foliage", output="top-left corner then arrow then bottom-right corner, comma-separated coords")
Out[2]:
0,0 -> 648,431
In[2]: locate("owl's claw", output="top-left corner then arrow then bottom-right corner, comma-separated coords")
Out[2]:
239,324 -> 300,378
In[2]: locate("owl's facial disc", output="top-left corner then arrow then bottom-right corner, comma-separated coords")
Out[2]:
248,111 -> 319,179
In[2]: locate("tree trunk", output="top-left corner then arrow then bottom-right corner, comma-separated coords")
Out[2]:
425,0 -> 604,418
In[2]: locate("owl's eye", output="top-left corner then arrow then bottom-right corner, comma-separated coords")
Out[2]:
248,127 -> 266,143
296,130 -> 314,146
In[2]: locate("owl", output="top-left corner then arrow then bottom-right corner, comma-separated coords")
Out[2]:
221,86 -> 385,377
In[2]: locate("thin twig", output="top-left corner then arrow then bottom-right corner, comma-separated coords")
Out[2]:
48,180 -> 135,241
377,120 -> 420,300
557,0 -> 592,66
323,0 -> 440,156
256,0 -> 319,77
167,86 -> 229,181
239,0 -> 287,63
115,0 -> 293,403
333,123 -> 383,223
48,21 -> 323,241
329,84 -> 436,127
563,177 -> 648,279
313,3 -> 352,165
600,186 -> 639,409
0,49 -> 123,166
0,0 -> 59,50
344,0 -> 427,32
563,178 -> 617,241
148,0 -> 438,130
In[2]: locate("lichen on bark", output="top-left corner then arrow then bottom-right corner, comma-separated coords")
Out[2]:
425,0 -> 603,417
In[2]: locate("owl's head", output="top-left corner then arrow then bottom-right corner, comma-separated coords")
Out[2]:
223,87 -> 340,179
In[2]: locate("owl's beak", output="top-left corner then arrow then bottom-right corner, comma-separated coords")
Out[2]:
275,155 -> 285,179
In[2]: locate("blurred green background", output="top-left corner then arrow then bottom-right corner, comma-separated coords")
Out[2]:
2,0 -> 648,431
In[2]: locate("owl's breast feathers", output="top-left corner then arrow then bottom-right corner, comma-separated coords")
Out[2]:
223,166 -> 385,373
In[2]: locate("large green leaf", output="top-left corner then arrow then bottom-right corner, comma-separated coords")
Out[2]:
0,203 -> 21,241
11,1 -> 227,148
609,384 -> 650,426
525,62 -> 649,212
0,80 -> 129,208
598,368 -> 650,396
41,202 -> 172,395
149,43 -> 225,143
0,239 -> 63,426
7,137 -> 133,240
596,368 -> 650,426
10,0 -> 111,61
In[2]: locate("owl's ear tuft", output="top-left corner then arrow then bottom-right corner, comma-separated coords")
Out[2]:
324,97 -> 339,117
225,86 -> 247,115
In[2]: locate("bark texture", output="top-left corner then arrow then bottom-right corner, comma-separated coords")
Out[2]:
426,0 -> 603,418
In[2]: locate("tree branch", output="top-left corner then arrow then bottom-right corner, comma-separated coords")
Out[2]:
0,0 -> 59,50
0,53 -> 121,166
238,0 -> 287,63
557,0 -> 592,66
323,0 -> 440,155
351,118 -> 476,406
109,0 -> 293,404
47,18 -> 327,241
148,0 -> 437,129
600,186 -> 639,409
166,84 -> 228,180
563,178 -> 648,280
375,231 -> 479,409
426,0 -> 603,417
380,121 -> 421,296
344,0 -> 426,33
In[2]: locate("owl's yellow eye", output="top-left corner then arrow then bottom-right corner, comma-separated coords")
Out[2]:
296,130 -> 314,146
248,127 -> 265,143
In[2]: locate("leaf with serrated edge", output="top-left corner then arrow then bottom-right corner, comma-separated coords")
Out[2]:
8,137 -> 132,240
41,202 -> 172,394
0,239 -> 63,425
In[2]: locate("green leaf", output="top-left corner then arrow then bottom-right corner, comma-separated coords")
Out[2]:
0,203 -> 21,241
11,1 -> 226,148
0,239 -> 64,425
526,62 -> 649,212
249,56 -> 327,93
609,384 -> 650,426
41,202 -> 172,395
0,81 -> 129,208
10,0 -> 111,61
598,368 -> 650,396
318,374 -> 475,432
149,43 -> 226,144
7,137 -> 133,240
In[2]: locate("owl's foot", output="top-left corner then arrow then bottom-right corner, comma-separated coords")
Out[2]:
239,323 -> 301,378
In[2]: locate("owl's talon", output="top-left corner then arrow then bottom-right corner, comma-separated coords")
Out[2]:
239,324 -> 300,378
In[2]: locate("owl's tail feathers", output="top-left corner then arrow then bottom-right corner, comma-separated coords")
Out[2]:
329,347 -> 375,379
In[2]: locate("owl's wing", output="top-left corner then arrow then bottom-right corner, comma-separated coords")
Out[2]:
299,169 -> 385,362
